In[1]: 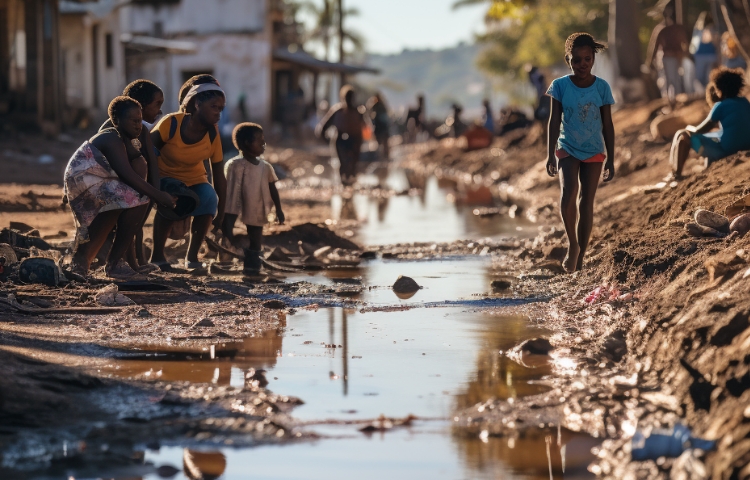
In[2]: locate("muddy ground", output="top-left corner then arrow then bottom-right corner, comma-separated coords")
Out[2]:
1,95 -> 748,478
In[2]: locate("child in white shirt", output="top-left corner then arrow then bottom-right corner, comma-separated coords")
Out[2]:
222,123 -> 285,275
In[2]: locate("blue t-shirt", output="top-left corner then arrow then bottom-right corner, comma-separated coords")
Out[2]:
710,97 -> 750,153
546,76 -> 615,160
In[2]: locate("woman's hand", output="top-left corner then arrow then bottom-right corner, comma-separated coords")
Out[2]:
546,156 -> 558,177
603,159 -> 615,182
155,192 -> 177,210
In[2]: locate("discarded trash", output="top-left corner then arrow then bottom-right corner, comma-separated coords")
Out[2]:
0,243 -> 18,265
631,423 -> 715,461
730,213 -> 750,236
694,209 -> 729,233
263,300 -> 286,310
18,257 -> 65,286
94,284 -> 135,306
584,285 -> 621,304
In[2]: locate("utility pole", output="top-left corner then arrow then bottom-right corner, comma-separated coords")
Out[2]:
338,0 -> 345,86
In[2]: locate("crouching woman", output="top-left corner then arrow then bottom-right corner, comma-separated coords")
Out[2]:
671,67 -> 750,177
64,96 -> 176,279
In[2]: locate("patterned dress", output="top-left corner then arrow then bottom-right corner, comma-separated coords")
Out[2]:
64,140 -> 148,246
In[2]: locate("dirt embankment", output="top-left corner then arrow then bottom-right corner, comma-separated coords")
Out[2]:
421,98 -> 750,478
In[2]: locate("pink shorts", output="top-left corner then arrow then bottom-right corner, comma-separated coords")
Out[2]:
556,149 -> 606,163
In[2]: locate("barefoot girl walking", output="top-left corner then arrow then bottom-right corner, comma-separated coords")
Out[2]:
546,33 -> 616,272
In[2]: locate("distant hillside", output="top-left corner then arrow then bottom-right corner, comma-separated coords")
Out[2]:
356,43 -> 509,121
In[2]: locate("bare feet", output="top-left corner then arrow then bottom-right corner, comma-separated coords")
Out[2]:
562,244 -> 580,273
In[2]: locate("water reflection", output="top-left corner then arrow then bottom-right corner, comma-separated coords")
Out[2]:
455,428 -> 599,479
456,316 -> 552,408
333,170 -> 533,246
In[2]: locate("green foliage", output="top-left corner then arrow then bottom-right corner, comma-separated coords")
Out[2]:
461,0 -> 608,73
457,0 -> 682,76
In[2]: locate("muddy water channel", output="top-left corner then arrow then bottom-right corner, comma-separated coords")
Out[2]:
106,260 -> 597,479
20,168 -> 597,479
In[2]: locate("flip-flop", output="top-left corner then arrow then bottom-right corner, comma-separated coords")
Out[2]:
137,263 -> 161,274
105,261 -> 148,281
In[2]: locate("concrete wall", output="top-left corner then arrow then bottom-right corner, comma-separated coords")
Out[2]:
127,33 -> 272,125
60,8 -> 126,115
124,0 -> 265,36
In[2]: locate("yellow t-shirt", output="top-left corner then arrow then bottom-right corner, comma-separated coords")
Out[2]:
153,113 -> 223,186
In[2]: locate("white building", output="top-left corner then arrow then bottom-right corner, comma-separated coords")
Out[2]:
55,0 -> 374,132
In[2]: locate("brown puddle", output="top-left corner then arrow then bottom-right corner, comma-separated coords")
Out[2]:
94,304 -> 597,479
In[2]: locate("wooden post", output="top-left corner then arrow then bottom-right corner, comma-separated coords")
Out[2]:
337,0 -> 345,86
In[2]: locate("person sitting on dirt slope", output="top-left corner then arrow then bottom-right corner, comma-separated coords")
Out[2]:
545,32 -> 616,273
222,123 -> 285,276
99,79 -> 165,273
670,67 -> 750,178
64,96 -> 176,280
149,82 -> 227,271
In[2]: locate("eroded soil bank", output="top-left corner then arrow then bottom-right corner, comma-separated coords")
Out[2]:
413,97 -> 750,479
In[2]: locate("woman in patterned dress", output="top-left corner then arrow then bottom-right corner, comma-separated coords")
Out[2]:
64,96 -> 176,279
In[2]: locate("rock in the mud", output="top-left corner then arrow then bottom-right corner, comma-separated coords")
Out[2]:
518,337 -> 554,355
730,213 -> 750,236
601,330 -> 627,362
245,367 -> 268,387
18,257 -> 65,286
359,251 -> 378,260
263,299 -> 286,310
0,243 -> 18,264
695,209 -> 730,233
392,275 -> 420,294
192,318 -> 215,328
155,465 -> 180,477
491,279 -> 512,291
95,284 -> 135,306
542,244 -> 567,262
685,223 -> 725,238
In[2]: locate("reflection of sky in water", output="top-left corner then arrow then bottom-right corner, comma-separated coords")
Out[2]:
334,170 -> 534,246
284,257 -> 493,305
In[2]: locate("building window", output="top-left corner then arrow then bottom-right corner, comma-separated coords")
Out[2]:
105,33 -> 114,68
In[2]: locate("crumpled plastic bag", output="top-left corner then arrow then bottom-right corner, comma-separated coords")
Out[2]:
95,284 -> 135,306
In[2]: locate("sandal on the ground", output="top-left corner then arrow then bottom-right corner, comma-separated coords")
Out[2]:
137,263 -> 161,274
63,264 -> 88,282
186,260 -> 206,270
105,260 -> 148,281
150,260 -> 174,272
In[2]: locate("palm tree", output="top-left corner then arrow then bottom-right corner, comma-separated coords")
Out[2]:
301,0 -> 364,62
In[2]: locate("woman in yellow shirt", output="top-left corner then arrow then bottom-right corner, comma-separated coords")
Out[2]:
150,83 -> 227,270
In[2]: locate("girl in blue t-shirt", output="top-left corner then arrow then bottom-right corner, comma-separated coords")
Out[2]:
670,67 -> 750,178
546,33 -> 616,273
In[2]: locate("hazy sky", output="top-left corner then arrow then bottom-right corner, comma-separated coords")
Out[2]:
337,0 -> 487,54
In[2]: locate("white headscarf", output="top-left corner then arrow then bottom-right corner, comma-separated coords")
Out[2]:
181,83 -> 225,109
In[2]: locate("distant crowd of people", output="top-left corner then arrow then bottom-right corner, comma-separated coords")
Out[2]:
645,6 -> 746,99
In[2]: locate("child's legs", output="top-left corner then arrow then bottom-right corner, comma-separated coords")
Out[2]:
72,209 -> 122,271
185,183 -> 219,263
246,225 -> 264,251
150,213 -> 173,263
576,161 -> 604,270
558,158 -> 580,238
108,204 -> 148,270
670,129 -> 692,176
